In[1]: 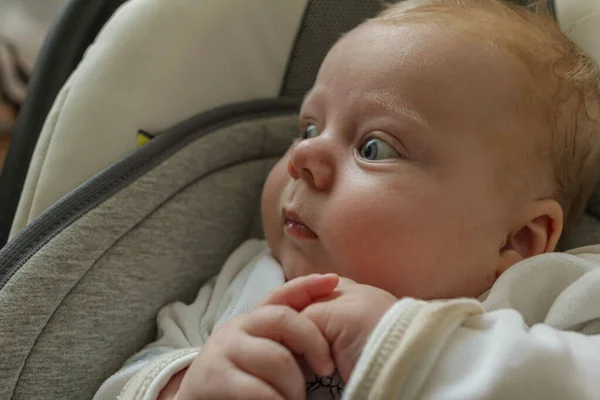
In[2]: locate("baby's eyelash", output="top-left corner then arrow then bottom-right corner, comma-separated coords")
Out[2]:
298,117 -> 310,128
299,117 -> 318,130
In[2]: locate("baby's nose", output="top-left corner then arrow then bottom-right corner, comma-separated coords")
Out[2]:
287,138 -> 334,190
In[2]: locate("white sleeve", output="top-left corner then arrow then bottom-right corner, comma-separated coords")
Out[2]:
343,298 -> 482,399
345,249 -> 600,399
93,348 -> 199,400
418,310 -> 600,399
344,299 -> 600,400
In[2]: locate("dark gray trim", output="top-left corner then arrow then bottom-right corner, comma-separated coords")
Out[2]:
0,98 -> 300,289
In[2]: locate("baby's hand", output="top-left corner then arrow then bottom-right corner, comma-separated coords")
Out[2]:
266,276 -> 397,383
173,274 -> 339,400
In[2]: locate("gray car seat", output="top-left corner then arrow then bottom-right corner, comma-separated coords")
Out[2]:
0,0 -> 599,399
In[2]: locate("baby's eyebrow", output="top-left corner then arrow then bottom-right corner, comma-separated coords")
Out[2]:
365,92 -> 432,133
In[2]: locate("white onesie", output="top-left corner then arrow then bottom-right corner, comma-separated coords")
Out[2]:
95,239 -> 344,399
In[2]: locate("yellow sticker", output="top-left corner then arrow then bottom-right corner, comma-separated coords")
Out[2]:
136,130 -> 155,148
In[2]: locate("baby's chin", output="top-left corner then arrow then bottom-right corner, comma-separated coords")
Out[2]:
280,254 -> 311,282
275,244 -> 330,282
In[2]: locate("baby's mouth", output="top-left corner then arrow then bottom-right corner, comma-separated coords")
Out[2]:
282,208 -> 318,240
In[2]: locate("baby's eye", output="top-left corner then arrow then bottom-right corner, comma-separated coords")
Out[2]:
358,138 -> 401,161
302,124 -> 321,140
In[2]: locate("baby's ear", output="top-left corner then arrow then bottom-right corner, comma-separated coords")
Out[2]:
497,199 -> 563,276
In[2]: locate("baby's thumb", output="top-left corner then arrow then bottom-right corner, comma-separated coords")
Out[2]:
260,273 -> 339,311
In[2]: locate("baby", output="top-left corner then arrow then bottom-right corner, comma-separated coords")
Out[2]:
96,0 -> 600,399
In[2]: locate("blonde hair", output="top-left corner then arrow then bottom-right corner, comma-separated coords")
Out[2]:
373,0 -> 600,231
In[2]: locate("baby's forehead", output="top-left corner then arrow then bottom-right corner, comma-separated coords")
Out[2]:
311,22 -> 528,132
324,22 -> 524,93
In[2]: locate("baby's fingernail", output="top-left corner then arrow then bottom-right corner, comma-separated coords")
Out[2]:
322,273 -> 339,285
309,273 -> 336,280
322,360 -> 335,376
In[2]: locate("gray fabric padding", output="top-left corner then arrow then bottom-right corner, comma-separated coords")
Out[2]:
0,114 -> 296,400
559,180 -> 600,250
280,0 -> 384,97
586,180 -> 600,220
561,213 -> 600,250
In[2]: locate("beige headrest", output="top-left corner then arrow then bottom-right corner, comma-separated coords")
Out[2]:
555,0 -> 600,66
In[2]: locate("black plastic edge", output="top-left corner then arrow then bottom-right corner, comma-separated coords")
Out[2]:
547,0 -> 557,19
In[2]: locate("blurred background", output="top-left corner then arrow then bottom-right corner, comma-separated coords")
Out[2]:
0,0 -> 65,169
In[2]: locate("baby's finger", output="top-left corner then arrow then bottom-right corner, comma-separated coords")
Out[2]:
260,273 -> 339,311
245,305 -> 335,377
228,335 -> 305,400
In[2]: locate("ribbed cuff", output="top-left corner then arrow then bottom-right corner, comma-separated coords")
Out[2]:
119,348 -> 199,400
344,298 -> 426,399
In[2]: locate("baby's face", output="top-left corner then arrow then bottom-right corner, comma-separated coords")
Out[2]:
262,22 -> 528,299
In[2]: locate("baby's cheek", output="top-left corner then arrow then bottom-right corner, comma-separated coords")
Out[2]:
261,160 -> 289,253
323,208 -> 406,275
322,196 -> 443,295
